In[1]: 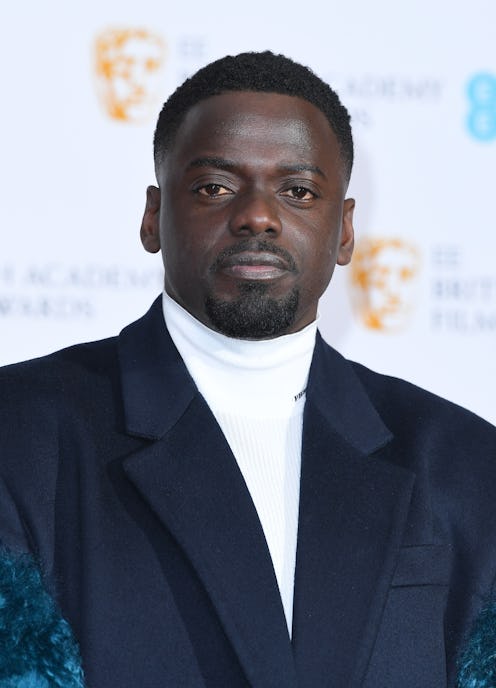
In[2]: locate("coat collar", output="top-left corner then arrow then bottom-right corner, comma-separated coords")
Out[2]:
118,296 -> 197,439
118,297 -> 393,453
118,297 -> 414,688
306,332 -> 393,455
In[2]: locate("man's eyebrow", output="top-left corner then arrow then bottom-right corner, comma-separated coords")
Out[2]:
278,163 -> 327,179
186,157 -> 238,171
185,158 -> 327,179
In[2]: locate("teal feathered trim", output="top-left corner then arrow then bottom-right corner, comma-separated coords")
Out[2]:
458,603 -> 496,687
0,549 -> 84,687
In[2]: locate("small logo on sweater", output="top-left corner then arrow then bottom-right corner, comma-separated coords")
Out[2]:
294,388 -> 306,402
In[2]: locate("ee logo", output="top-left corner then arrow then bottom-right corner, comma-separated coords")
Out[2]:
466,73 -> 496,141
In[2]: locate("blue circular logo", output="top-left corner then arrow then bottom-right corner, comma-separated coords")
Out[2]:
466,73 -> 496,141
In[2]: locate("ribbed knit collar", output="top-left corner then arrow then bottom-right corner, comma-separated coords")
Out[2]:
162,291 -> 317,417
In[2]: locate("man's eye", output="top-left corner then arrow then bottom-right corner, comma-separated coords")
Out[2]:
196,184 -> 231,197
283,186 -> 316,201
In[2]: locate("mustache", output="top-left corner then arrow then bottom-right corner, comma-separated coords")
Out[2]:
210,239 -> 298,273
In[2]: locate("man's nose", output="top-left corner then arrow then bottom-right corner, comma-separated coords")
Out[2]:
228,190 -> 282,237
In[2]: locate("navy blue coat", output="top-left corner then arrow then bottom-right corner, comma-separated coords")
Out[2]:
0,296 -> 495,688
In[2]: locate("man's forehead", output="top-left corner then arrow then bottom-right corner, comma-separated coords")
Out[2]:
181,90 -> 327,123
155,90 -> 347,187
169,91 -> 338,155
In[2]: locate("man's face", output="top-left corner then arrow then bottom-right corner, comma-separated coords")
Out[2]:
141,91 -> 354,338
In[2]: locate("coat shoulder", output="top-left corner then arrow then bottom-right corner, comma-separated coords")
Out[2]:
349,358 -> 496,448
0,337 -> 122,444
0,337 -> 123,555
0,336 -> 119,402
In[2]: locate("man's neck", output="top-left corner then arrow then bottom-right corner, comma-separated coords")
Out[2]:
161,290 -> 318,416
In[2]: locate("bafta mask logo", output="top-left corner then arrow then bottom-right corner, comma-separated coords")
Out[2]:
94,28 -> 166,123
350,238 -> 421,332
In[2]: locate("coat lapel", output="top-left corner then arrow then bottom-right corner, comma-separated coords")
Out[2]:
292,335 -> 415,688
118,298 -> 298,688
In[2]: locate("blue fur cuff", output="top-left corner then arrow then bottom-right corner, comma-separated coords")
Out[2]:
0,549 -> 84,687
458,603 -> 496,688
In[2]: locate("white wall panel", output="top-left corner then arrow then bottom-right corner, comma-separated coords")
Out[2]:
1,1 -> 494,423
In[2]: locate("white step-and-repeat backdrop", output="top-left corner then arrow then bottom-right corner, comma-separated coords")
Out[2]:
1,2 -> 495,424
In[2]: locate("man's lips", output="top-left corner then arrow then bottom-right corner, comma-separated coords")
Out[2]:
218,252 -> 290,280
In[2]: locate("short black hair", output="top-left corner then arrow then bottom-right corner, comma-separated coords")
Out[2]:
153,50 -> 353,180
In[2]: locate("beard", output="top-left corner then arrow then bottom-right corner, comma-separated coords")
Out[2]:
205,282 -> 299,339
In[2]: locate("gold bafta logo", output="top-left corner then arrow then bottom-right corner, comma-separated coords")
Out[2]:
94,28 -> 166,123
349,238 -> 421,332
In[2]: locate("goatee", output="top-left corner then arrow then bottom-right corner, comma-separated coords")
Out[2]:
205,283 -> 299,339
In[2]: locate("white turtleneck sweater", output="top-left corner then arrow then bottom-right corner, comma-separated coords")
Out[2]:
162,291 -> 317,635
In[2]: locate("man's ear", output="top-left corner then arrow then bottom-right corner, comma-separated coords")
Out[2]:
140,186 -> 161,253
337,197 -> 355,266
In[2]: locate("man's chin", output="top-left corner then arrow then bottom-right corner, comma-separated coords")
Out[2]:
204,284 -> 299,340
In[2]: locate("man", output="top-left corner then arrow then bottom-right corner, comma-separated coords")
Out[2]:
0,51 -> 495,688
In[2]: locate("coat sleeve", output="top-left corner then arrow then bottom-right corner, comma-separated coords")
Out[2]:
0,547 -> 84,687
457,598 -> 496,688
